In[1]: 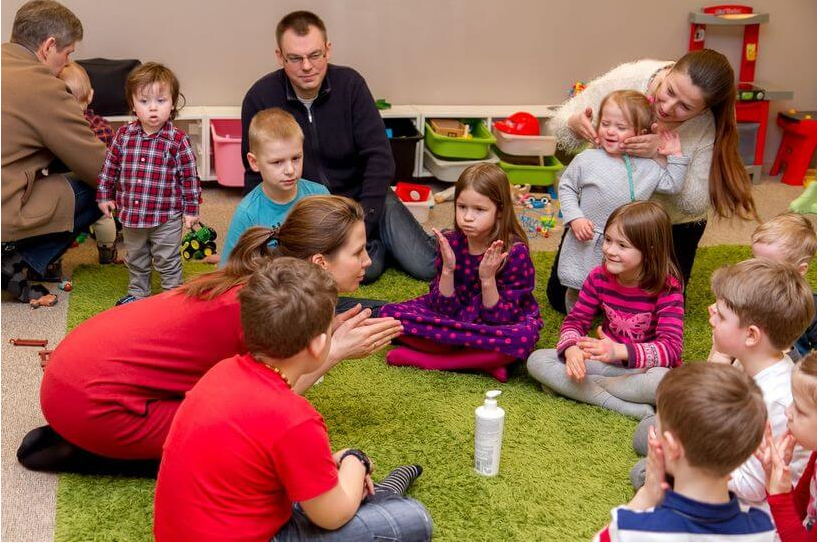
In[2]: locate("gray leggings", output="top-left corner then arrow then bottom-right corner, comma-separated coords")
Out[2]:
273,493 -> 433,542
526,349 -> 668,420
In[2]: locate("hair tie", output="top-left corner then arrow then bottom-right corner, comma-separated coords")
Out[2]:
267,227 -> 280,248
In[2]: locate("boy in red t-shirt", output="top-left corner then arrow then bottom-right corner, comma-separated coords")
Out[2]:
154,257 -> 432,542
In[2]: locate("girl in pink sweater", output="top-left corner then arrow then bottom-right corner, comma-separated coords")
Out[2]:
758,351 -> 817,541
527,201 -> 684,420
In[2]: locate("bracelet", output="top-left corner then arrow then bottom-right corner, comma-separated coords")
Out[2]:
339,449 -> 372,474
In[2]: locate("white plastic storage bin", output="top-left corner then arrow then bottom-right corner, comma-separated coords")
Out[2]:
423,148 -> 499,183
393,187 -> 434,223
492,125 -> 557,156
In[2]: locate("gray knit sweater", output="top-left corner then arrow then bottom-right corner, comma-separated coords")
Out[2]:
548,59 -> 715,224
557,149 -> 689,290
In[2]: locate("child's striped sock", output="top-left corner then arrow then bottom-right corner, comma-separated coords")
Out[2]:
374,464 -> 423,496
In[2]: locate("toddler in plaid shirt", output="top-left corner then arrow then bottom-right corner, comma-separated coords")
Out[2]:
97,63 -> 201,306
58,62 -> 118,264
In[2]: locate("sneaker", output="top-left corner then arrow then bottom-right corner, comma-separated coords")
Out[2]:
115,294 -> 138,306
97,245 -> 117,265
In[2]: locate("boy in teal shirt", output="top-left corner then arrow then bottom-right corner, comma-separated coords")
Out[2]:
221,108 -> 328,264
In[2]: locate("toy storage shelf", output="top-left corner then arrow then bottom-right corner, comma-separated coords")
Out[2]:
104,104 -> 560,184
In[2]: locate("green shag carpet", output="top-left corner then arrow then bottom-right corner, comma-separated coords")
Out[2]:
55,245 -> 815,541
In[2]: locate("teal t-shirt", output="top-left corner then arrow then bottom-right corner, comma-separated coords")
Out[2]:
220,179 -> 329,266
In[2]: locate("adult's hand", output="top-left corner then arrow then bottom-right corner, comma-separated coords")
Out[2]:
567,107 -> 599,146
330,309 -> 403,363
620,123 -> 661,158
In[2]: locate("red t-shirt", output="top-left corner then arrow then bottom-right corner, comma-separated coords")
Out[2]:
42,287 -> 245,417
153,353 -> 339,542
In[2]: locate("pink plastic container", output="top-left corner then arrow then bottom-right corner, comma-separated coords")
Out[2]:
210,119 -> 244,187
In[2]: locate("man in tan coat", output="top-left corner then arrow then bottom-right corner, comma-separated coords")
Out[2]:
1,0 -> 106,302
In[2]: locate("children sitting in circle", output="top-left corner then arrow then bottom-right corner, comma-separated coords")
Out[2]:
220,107 -> 329,264
96,62 -> 201,306
380,163 -> 542,382
758,351 -> 817,542
527,200 -> 685,420
557,90 -> 689,312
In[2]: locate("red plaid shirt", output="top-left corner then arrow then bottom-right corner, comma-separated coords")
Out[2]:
97,121 -> 200,228
84,108 -> 114,147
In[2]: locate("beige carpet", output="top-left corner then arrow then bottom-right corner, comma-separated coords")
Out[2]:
0,175 -> 812,541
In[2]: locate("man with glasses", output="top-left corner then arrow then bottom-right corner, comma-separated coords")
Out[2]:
241,10 -> 436,283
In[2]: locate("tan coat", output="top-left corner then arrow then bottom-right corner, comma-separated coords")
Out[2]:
1,43 -> 106,241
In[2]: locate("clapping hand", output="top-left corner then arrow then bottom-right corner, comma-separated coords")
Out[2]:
755,422 -> 796,495
577,327 -> 622,363
478,240 -> 508,281
432,228 -> 456,273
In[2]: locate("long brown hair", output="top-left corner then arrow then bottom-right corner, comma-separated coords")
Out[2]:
673,50 -> 758,222
179,195 -> 364,300
604,201 -> 682,294
454,163 -> 528,248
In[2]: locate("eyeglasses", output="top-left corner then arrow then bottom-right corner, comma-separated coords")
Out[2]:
283,50 -> 327,65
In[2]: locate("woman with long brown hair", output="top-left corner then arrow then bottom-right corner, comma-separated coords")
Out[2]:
18,196 -> 402,474
547,49 -> 758,312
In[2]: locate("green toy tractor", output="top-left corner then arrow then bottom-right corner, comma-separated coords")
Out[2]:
181,222 -> 218,260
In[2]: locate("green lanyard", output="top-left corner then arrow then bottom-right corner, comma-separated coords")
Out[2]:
623,155 -> 635,202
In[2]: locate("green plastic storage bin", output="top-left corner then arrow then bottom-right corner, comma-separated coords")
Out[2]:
424,121 -> 496,160
498,155 -> 563,186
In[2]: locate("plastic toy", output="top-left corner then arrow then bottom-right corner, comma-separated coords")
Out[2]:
181,223 -> 218,260
569,81 -> 586,98
430,119 -> 467,138
375,99 -> 392,110
38,349 -> 53,370
30,293 -> 57,308
515,194 -> 560,238
494,112 -> 539,136
395,182 -> 431,203
9,338 -> 48,347
790,181 -> 817,215
58,280 -> 73,292
771,110 -> 817,186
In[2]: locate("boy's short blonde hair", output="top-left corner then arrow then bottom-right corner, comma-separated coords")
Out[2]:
752,212 -> 817,267
59,61 -> 92,107
237,257 -> 337,359
711,258 -> 815,350
657,363 -> 766,477
248,108 -> 304,155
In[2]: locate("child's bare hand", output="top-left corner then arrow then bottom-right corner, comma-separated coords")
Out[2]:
98,201 -> 115,218
478,240 -> 507,281
657,131 -> 682,157
184,215 -> 200,230
432,228 -> 456,273
755,422 -> 796,495
642,425 -> 670,503
564,346 -> 588,381
577,327 -> 621,363
570,218 -> 595,241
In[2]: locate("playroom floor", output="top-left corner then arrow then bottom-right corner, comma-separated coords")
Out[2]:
1,175 -> 811,541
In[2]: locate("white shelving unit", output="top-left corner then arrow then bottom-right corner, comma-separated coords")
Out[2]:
104,104 -> 559,184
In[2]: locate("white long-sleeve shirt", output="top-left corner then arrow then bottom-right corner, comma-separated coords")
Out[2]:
548,59 -> 715,224
728,356 -> 811,512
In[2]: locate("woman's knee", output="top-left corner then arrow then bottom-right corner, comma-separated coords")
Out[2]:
364,495 -> 433,542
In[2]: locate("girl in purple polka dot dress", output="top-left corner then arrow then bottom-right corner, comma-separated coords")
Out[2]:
380,163 -> 543,382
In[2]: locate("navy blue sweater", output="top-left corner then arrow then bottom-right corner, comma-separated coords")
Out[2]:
241,65 -> 394,236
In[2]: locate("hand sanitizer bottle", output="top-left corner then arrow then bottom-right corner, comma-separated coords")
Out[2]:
474,390 -> 505,477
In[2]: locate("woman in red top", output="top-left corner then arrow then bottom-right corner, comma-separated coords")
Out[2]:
758,351 -> 817,541
18,196 -> 402,474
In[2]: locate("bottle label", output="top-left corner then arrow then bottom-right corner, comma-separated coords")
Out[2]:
475,417 -> 504,475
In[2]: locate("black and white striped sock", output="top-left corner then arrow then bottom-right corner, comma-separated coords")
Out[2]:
374,464 -> 423,496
